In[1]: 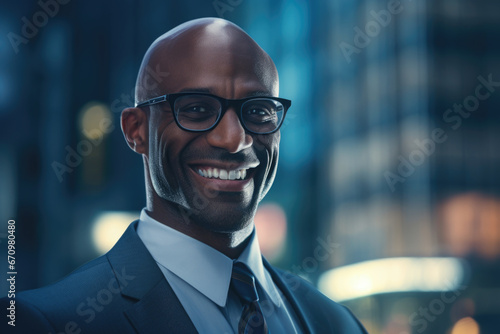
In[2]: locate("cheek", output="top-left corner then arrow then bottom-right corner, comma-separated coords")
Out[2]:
253,132 -> 280,155
147,123 -> 197,204
147,120 -> 181,183
148,112 -> 181,161
254,132 -> 280,181
265,132 -> 281,153
150,122 -> 201,180
147,132 -> 172,195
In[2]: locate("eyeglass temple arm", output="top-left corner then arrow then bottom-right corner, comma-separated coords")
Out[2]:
135,95 -> 168,108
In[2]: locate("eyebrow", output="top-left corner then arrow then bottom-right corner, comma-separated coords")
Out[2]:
177,87 -> 273,98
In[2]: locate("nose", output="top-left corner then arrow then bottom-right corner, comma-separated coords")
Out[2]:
205,108 -> 253,153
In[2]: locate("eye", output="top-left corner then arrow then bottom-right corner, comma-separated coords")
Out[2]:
243,104 -> 278,124
178,103 -> 218,120
245,107 -> 274,116
182,104 -> 211,113
241,98 -> 285,133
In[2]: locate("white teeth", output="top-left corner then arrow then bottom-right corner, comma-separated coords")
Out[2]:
196,167 -> 248,180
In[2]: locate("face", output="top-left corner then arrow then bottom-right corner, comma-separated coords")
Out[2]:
145,26 -> 281,233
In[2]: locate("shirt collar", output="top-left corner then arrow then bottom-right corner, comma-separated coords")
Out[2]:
137,209 -> 280,307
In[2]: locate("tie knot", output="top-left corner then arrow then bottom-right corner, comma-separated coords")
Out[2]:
231,262 -> 259,304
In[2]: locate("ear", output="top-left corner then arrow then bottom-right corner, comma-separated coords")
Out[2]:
121,107 -> 148,155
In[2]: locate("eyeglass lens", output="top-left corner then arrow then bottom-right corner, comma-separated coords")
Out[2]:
174,95 -> 284,133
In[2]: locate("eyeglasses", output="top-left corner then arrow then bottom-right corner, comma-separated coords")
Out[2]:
135,92 -> 291,134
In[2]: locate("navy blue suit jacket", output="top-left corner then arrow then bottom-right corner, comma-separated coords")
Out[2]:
1,222 -> 367,333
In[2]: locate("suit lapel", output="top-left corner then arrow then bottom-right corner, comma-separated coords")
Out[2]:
124,279 -> 197,334
106,221 -> 197,334
263,258 -> 314,333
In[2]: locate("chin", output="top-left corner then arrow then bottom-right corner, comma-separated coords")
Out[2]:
190,208 -> 255,234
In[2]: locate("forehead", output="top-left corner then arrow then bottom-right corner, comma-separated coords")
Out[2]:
146,24 -> 278,97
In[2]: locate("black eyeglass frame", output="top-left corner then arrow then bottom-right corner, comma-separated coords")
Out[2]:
135,92 -> 292,135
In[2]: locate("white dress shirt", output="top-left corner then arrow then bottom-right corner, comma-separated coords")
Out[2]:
136,209 -> 302,334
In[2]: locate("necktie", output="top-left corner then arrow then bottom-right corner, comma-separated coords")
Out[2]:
231,262 -> 269,334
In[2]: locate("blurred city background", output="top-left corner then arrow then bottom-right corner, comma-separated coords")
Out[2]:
1,0 -> 499,333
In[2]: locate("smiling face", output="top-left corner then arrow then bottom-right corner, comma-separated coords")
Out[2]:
129,19 -> 281,236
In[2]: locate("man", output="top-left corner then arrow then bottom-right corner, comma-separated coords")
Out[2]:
2,18 -> 367,333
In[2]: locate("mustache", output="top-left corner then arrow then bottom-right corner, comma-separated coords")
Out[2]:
181,147 -> 260,164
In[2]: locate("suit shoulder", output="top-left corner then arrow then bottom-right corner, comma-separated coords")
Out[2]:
6,255 -> 135,333
0,258 -> 111,334
14,255 -> 114,318
272,267 -> 338,305
0,295 -> 56,334
272,267 -> 368,333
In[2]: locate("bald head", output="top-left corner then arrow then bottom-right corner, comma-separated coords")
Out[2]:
135,18 -> 279,103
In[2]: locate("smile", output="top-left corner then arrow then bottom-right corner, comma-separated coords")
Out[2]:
196,167 -> 248,180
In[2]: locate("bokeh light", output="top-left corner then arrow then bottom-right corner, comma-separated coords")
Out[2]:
92,211 -> 139,254
79,101 -> 113,141
254,203 -> 287,261
450,317 -> 480,334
